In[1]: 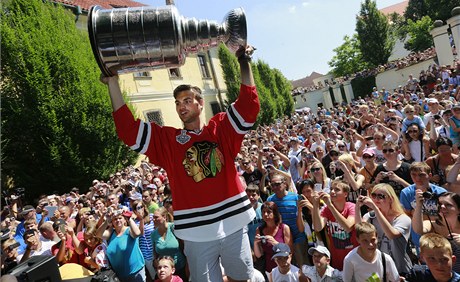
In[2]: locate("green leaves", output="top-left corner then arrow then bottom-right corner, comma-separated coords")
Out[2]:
404,16 -> 434,52
1,0 -> 137,200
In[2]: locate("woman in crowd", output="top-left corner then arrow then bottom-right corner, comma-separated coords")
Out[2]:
413,191 -> 460,272
373,140 -> 412,197
253,201 -> 292,275
97,208 -> 145,282
447,156 -> 460,194
401,123 -> 431,162
335,153 -> 365,203
425,137 -> 458,187
355,183 -> 412,275
307,161 -> 331,193
131,199 -> 156,281
150,207 -> 187,281
75,221 -> 109,271
358,148 -> 377,191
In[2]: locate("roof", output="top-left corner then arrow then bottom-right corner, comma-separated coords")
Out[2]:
290,71 -> 323,88
51,0 -> 147,12
379,0 -> 408,16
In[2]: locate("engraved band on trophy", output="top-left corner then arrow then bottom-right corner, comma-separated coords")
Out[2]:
88,5 -> 247,77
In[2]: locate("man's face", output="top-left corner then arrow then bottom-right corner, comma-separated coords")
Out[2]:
357,232 -> 378,253
422,248 -> 455,281
142,192 -> 152,204
312,251 -> 329,269
410,170 -> 431,187
274,255 -> 292,271
246,190 -> 259,205
175,90 -> 202,125
59,208 -> 69,220
270,177 -> 286,194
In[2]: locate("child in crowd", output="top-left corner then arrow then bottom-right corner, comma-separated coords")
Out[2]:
405,233 -> 460,282
401,104 -> 425,133
342,222 -> 399,282
154,256 -> 183,282
301,245 -> 343,282
269,243 -> 300,282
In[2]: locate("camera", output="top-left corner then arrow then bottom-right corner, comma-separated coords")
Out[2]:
263,147 -> 270,152
433,114 -> 441,120
422,191 -> 434,199
8,242 -> 20,250
259,236 -> 266,244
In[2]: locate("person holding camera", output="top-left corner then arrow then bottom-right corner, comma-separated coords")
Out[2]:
1,239 -> 19,275
412,192 -> 460,273
253,201 -> 292,275
400,162 -> 448,253
401,123 -> 431,163
425,137 -> 458,187
355,183 -> 412,275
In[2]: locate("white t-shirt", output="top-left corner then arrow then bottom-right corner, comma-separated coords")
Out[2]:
310,141 -> 325,153
342,248 -> 399,282
17,240 -> 55,261
302,265 -> 343,282
270,265 -> 300,282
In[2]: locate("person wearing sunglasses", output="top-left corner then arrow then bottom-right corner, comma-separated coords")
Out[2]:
307,162 -> 331,194
355,183 -> 412,275
401,123 -> 431,163
373,140 -> 413,198
401,104 -> 425,134
359,148 -> 377,191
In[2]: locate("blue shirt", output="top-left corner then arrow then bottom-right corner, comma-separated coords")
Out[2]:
247,202 -> 262,250
267,192 -> 306,244
400,183 -> 447,248
407,265 -> 460,282
107,228 -> 145,278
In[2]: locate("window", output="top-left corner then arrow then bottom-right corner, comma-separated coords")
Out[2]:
133,71 -> 151,78
145,110 -> 164,126
210,102 -> 222,115
168,68 -> 181,78
197,54 -> 211,78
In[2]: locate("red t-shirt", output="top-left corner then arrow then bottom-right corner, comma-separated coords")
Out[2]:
320,202 -> 359,271
51,235 -> 80,264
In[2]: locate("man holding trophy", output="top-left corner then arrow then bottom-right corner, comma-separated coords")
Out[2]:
95,5 -> 259,281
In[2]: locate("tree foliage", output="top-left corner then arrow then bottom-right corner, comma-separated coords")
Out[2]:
356,0 -> 394,68
404,16 -> 434,52
405,0 -> 458,23
218,44 -> 293,125
1,0 -> 137,200
328,34 -> 369,77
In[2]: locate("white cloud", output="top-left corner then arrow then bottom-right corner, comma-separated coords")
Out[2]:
288,5 -> 297,13
302,2 -> 310,7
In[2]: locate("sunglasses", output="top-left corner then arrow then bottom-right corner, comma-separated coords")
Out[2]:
136,205 -> 143,210
405,110 -> 415,114
371,193 -> 386,200
362,154 -> 374,159
330,153 -> 339,157
310,167 -> 321,172
407,130 -> 418,133
271,182 -> 283,187
338,145 -> 345,148
382,149 -> 395,154
242,162 -> 250,165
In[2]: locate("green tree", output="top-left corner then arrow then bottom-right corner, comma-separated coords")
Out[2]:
252,66 -> 276,125
1,0 -> 137,200
405,0 -> 458,23
404,16 -> 434,52
328,34 -> 369,77
218,44 -> 240,106
272,69 -> 294,116
256,61 -> 282,116
356,0 -> 394,68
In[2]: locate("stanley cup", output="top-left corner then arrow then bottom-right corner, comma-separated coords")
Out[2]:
88,5 -> 247,77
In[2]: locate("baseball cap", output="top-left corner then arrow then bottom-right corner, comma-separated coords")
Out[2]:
271,243 -> 291,260
21,205 -> 35,215
308,245 -> 331,258
363,148 -> 375,157
146,184 -> 157,190
452,103 -> 460,110
129,192 -> 142,201
427,98 -> 438,104
151,166 -> 160,171
53,219 -> 66,230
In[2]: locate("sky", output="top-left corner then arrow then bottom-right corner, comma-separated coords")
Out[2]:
140,0 -> 405,81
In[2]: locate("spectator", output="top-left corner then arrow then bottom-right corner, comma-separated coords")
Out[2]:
17,229 -> 54,263
246,184 -> 263,252
405,233 -> 460,281
151,207 -> 187,281
425,137 -> 458,187
342,222 -> 399,282
358,148 -> 377,191
449,103 -> 460,154
300,245 -> 342,282
142,189 -> 159,214
446,156 -> 460,193
355,183 -> 412,275
401,123 -> 431,162
268,243 -> 300,282
335,154 -> 365,203
97,209 -> 145,282
75,221 -> 109,271
267,173 -> 308,267
312,180 -> 358,270
254,201 -> 292,275
154,256 -> 183,282
1,239 -> 19,275
401,104 -> 425,133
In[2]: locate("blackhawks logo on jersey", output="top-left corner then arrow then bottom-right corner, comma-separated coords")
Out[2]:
182,141 -> 224,182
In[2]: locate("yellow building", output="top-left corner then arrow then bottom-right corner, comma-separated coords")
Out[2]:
52,0 -> 229,127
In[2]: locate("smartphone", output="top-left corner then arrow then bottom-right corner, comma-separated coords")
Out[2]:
314,183 -> 323,192
263,147 -> 270,152
44,206 -> 57,216
360,189 -> 368,196
8,242 -> 20,250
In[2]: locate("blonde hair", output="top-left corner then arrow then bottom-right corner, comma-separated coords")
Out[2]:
338,153 -> 356,172
355,222 -> 376,238
156,207 -> 174,222
371,184 -> 405,216
308,161 -> 328,184
420,233 -> 452,256
404,104 -> 414,113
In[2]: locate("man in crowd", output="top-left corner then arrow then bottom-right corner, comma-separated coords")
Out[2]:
102,45 -> 258,281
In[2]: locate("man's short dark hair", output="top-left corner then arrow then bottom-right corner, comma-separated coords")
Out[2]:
173,84 -> 203,101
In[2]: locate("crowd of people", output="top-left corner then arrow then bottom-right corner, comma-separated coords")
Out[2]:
2,48 -> 460,281
292,47 -> 438,96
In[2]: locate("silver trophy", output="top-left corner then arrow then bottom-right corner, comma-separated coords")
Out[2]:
88,5 -> 247,77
